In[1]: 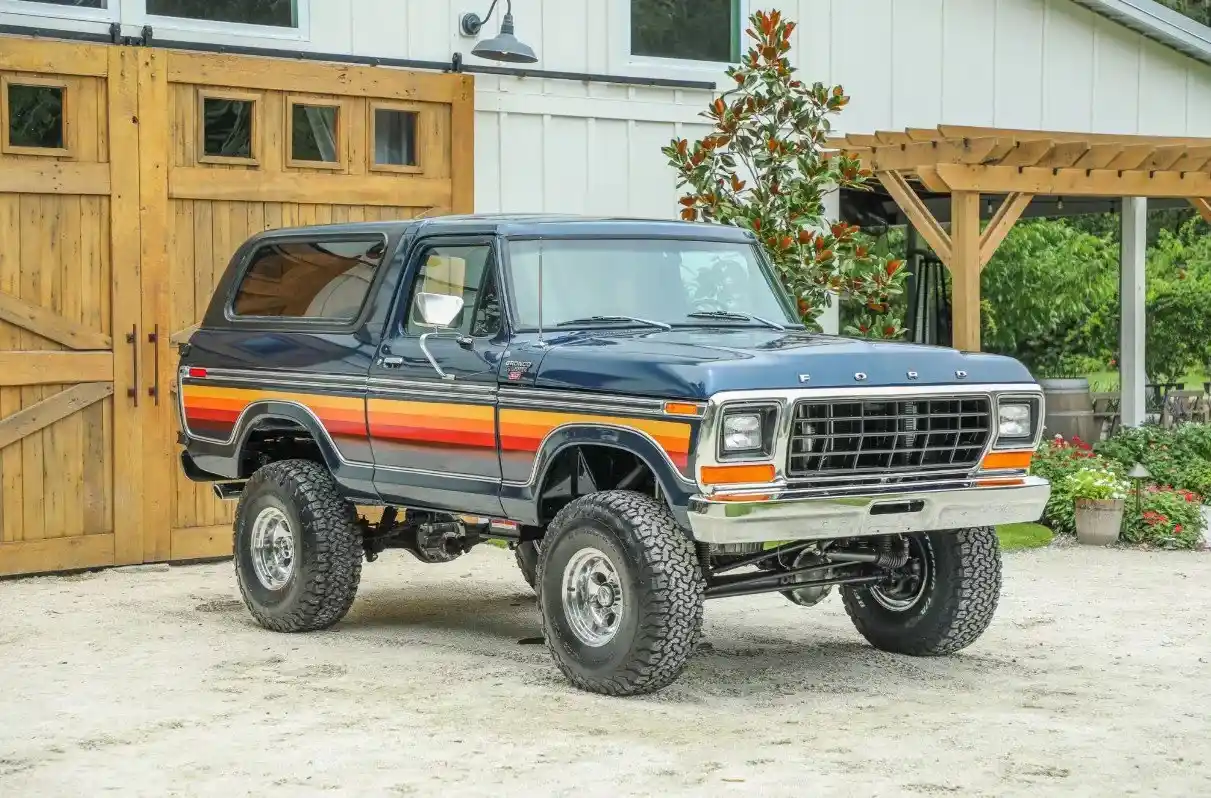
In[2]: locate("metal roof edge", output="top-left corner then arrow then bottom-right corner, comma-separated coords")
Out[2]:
1069,0 -> 1211,67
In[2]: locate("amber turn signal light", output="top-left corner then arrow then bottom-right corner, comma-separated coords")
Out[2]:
981,450 -> 1033,471
700,463 -> 776,486
663,401 -> 702,417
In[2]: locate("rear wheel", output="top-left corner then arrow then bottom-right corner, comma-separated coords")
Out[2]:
233,459 -> 363,633
537,491 -> 704,696
841,527 -> 1001,656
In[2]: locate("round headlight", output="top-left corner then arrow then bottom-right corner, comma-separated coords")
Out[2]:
723,413 -> 763,452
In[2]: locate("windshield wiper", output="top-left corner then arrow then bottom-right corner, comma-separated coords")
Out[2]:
686,311 -> 787,331
555,315 -> 673,330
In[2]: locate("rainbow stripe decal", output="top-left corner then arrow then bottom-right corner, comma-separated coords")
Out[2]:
367,400 -> 496,449
499,408 -> 692,470
183,385 -> 695,472
181,384 -> 367,441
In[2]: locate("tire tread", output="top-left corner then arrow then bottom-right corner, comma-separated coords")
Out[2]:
234,459 -> 363,633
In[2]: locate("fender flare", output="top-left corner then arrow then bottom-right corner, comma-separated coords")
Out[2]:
230,400 -> 349,476
527,424 -> 696,513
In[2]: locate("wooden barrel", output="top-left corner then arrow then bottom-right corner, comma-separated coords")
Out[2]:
1039,377 -> 1099,443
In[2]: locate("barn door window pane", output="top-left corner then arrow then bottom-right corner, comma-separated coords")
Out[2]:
200,94 -> 258,163
147,0 -> 298,27
630,0 -> 741,63
5,82 -> 66,152
290,103 -> 339,165
372,107 -> 419,169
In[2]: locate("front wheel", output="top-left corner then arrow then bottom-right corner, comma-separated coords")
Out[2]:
537,491 -> 705,696
841,527 -> 1001,656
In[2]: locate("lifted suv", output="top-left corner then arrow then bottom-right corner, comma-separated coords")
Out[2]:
177,214 -> 1050,696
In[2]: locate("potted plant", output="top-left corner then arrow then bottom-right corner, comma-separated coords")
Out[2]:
1067,465 -> 1129,546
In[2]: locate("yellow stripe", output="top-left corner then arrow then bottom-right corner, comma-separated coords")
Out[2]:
183,384 -> 363,411
499,409 -> 691,449
368,399 -> 495,422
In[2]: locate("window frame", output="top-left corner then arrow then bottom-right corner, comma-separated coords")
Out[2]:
393,236 -> 506,342
368,100 -> 424,176
1,75 -> 72,158
285,95 -> 346,171
611,0 -> 748,81
223,231 -> 392,331
0,1 -> 308,40
197,88 -> 262,167
131,0 -> 308,42
0,0 -> 117,24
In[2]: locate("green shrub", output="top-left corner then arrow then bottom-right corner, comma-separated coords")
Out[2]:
1066,465 -> 1129,501
1094,423 -> 1211,496
1030,435 -> 1112,535
1122,486 -> 1206,549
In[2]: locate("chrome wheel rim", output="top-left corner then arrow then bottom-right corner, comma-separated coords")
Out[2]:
250,506 -> 295,591
871,538 -> 928,612
561,547 -> 624,647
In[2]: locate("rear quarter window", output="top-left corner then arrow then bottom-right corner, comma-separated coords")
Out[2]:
230,236 -> 388,321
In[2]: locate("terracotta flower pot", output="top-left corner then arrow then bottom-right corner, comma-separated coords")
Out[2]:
1074,497 -> 1125,546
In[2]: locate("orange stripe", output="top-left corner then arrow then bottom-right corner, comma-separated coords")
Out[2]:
368,399 -> 494,422
369,412 -> 495,432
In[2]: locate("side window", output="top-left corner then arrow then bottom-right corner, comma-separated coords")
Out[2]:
230,236 -> 387,320
404,244 -> 501,338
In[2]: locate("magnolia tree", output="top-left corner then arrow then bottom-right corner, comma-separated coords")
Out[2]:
662,9 -> 907,338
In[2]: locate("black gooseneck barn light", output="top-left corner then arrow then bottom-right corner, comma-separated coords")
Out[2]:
460,0 -> 539,64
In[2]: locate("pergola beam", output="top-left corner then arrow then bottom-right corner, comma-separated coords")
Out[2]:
1192,197 -> 1211,224
920,164 -> 1211,198
878,170 -> 953,265
980,192 -> 1033,268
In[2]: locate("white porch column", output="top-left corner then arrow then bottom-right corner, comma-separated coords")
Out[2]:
820,190 -> 841,335
1120,197 -> 1147,428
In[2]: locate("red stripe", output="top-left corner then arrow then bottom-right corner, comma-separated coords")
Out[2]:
322,418 -> 369,437
186,407 -> 242,422
499,434 -> 544,453
371,424 -> 496,448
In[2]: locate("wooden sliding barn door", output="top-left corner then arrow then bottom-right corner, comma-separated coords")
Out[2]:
147,51 -> 475,562
0,39 -> 472,576
0,43 -> 145,576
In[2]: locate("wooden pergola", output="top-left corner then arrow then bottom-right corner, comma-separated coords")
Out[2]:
831,124 -> 1211,427
833,125 -> 1211,348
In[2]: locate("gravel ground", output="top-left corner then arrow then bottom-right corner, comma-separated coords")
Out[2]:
1,543 -> 1209,798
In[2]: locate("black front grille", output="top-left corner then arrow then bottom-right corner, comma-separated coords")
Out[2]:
786,397 -> 992,478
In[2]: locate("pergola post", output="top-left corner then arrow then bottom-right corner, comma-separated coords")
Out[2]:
950,191 -> 982,351
1120,197 -> 1147,428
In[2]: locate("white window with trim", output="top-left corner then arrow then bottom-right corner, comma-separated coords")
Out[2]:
0,0 -> 308,40
613,0 -> 746,79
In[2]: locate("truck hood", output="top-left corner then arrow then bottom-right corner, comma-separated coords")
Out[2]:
527,328 -> 1035,399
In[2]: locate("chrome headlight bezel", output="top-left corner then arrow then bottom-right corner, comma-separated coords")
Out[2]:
717,403 -> 778,460
993,395 -> 1041,449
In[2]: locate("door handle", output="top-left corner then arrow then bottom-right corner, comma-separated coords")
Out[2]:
125,324 -> 139,407
380,356 -> 404,368
147,325 -> 160,405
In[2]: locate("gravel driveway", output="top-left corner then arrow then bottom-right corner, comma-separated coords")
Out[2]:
1,543 -> 1208,797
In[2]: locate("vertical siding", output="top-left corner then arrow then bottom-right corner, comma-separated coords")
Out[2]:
943,0 -> 997,126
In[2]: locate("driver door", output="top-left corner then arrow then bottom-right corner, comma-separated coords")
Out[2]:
368,237 -> 507,515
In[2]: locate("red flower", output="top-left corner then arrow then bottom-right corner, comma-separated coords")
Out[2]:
1175,525 -> 1183,534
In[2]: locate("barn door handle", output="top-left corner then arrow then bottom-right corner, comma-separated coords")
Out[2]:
147,325 -> 160,405
125,324 -> 139,407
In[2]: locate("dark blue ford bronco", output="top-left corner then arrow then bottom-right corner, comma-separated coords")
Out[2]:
177,214 -> 1050,696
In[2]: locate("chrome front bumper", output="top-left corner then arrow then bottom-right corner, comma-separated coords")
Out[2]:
685,477 -> 1051,544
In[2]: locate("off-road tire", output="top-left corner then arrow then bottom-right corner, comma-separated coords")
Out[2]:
536,490 -> 705,696
841,527 -> 1001,656
233,459 -> 363,633
515,540 -> 540,590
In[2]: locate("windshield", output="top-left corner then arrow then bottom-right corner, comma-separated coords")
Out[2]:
506,238 -> 799,330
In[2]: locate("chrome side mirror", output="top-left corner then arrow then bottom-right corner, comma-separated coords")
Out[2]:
416,292 -> 465,329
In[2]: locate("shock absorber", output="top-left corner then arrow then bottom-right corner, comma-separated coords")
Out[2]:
875,537 -> 910,569
696,542 -> 711,573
